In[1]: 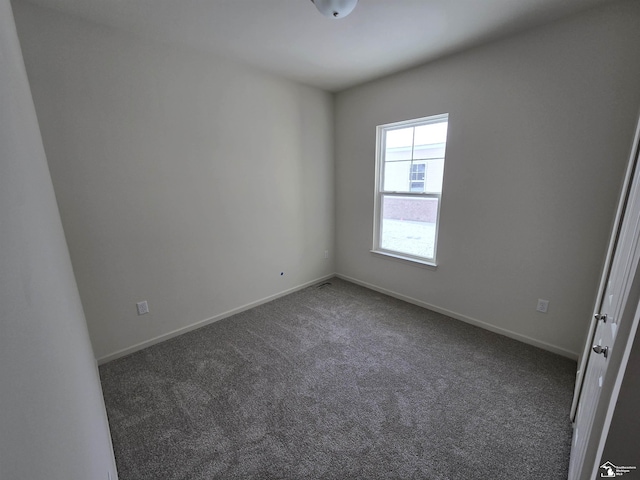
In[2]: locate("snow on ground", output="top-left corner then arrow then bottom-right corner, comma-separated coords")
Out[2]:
381,219 -> 436,259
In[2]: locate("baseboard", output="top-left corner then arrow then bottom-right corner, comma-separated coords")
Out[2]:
98,272 -> 579,364
336,273 -> 579,360
97,273 -> 336,365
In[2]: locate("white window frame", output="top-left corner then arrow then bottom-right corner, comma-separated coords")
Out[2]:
372,113 -> 448,267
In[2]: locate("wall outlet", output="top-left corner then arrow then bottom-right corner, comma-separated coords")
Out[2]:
136,300 -> 149,315
324,250 -> 329,259
536,299 -> 549,313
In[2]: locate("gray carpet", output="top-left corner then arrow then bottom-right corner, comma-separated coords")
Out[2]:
100,278 -> 576,480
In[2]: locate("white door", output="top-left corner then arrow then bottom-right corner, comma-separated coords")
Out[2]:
568,118 -> 640,480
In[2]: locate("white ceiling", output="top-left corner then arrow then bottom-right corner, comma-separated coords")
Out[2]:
17,0 -> 611,91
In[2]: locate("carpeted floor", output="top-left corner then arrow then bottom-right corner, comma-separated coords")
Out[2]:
99,277 -> 576,480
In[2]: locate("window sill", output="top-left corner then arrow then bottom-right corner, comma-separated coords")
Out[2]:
370,249 -> 438,270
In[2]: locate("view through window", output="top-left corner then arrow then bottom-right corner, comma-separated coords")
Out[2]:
373,114 -> 448,264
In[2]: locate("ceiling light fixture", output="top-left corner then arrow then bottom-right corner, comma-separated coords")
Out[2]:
311,0 -> 358,19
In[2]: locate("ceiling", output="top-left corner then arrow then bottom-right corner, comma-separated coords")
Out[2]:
17,0 -> 611,91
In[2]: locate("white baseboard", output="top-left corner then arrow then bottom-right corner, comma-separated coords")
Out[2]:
96,274 -> 335,365
336,273 -> 579,360
98,272 -> 579,364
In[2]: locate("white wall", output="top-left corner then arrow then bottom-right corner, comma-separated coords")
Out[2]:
12,0 -> 640,364
0,0 -> 117,478
12,1 -> 335,361
335,0 -> 640,357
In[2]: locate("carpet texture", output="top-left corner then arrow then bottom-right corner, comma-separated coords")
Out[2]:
100,278 -> 576,479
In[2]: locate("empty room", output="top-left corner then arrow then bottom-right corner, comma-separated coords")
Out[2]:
2,0 -> 640,479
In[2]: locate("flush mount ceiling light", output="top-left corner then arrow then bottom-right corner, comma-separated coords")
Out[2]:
311,0 -> 358,19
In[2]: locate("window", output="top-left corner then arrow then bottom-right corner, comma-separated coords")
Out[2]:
410,164 -> 425,192
373,114 -> 448,265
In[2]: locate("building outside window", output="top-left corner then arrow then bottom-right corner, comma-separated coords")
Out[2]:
373,113 -> 448,265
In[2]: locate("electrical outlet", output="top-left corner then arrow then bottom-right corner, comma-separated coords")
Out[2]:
136,300 -> 149,315
536,299 -> 549,313
324,250 -> 329,259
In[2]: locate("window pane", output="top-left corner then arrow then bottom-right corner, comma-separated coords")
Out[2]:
414,122 -> 448,146
381,195 -> 439,260
413,143 -> 446,160
383,160 -> 411,191
410,164 -> 425,182
424,158 -> 444,193
385,127 -> 413,162
410,182 -> 424,192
